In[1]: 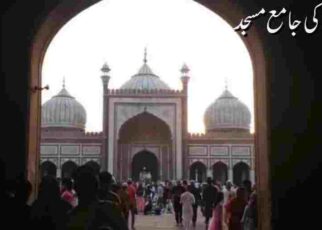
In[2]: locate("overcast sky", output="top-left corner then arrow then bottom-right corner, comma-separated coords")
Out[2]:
42,0 -> 254,133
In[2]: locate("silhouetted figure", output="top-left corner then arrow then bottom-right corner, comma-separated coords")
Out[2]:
202,177 -> 218,229
98,171 -> 121,208
172,180 -> 185,225
189,181 -> 201,227
241,192 -> 257,230
180,185 -> 195,230
225,187 -> 247,230
116,183 -> 131,224
127,179 -> 137,230
30,175 -> 72,230
67,166 -> 128,229
61,178 -> 77,207
242,180 -> 252,202
4,176 -> 33,229
209,191 -> 224,230
143,196 -> 153,215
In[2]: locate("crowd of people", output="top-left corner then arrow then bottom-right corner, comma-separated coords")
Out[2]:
2,165 -> 257,230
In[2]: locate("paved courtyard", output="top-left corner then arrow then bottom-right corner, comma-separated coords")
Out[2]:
134,209 -> 226,230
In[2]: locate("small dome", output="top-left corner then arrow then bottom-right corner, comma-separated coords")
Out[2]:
120,63 -> 170,90
42,87 -> 86,129
204,89 -> 251,132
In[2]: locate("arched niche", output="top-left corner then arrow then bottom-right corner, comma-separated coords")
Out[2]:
189,161 -> 207,182
131,150 -> 159,182
118,112 -> 172,143
212,161 -> 228,185
233,161 -> 250,187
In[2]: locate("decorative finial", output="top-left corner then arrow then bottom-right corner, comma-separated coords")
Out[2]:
180,63 -> 190,74
101,62 -> 110,73
225,77 -> 229,90
63,77 -> 65,89
143,47 -> 147,64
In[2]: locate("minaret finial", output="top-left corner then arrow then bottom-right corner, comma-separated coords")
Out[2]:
63,77 -> 65,89
225,77 -> 228,90
143,47 -> 147,64
181,63 -> 190,74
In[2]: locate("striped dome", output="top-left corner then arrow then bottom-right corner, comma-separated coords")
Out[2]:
42,87 -> 86,129
204,89 -> 251,132
120,63 -> 170,90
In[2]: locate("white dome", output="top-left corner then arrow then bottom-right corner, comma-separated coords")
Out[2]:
120,63 -> 170,90
204,89 -> 251,132
42,87 -> 86,129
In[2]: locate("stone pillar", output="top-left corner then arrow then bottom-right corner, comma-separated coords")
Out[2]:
250,170 -> 255,184
228,168 -> 233,182
207,168 -> 212,178
57,168 -> 61,178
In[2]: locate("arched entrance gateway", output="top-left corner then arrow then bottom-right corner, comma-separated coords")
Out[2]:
233,162 -> 250,186
189,162 -> 206,182
132,151 -> 159,182
28,0 -> 270,229
212,162 -> 228,184
117,112 -> 172,181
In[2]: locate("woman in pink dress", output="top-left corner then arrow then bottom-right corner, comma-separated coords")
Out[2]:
209,192 -> 224,230
136,183 -> 145,213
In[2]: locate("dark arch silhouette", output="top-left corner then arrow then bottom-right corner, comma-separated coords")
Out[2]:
118,112 -> 172,142
233,162 -> 250,186
41,161 -> 57,178
132,151 -> 159,182
212,161 -> 228,184
61,161 -> 78,179
189,161 -> 207,182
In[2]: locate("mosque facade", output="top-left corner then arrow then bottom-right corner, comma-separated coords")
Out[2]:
40,55 -> 255,186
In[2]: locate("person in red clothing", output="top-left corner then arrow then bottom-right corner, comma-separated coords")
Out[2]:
61,178 -> 77,207
127,179 -> 137,230
225,187 -> 247,230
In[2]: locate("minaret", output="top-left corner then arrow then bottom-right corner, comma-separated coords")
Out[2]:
101,62 -> 111,91
180,63 -> 190,179
180,63 -> 190,93
100,62 -> 111,171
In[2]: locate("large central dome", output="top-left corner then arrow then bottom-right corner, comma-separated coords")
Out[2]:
120,51 -> 170,90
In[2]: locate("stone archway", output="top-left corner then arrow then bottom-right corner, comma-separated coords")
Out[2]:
233,161 -> 250,186
118,112 -> 171,181
28,0 -> 270,228
212,161 -> 228,185
41,161 -> 57,178
189,161 -> 207,182
61,161 -> 78,179
131,151 -> 159,182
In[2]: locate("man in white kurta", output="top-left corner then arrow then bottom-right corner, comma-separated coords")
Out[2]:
180,187 -> 195,230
